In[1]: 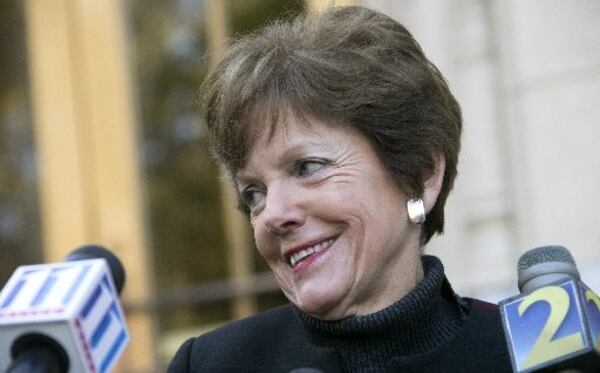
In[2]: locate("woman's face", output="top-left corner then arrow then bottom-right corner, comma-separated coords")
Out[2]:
236,114 -> 424,320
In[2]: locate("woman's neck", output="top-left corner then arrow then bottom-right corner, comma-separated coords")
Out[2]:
294,255 -> 467,371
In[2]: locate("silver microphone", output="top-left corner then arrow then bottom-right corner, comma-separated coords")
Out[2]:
517,245 -> 580,294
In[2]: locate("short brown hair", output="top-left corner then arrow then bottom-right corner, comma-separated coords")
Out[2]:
202,6 -> 462,244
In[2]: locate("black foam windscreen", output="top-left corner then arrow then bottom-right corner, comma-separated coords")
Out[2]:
65,245 -> 126,295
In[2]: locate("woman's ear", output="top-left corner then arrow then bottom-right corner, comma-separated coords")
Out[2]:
422,153 -> 446,214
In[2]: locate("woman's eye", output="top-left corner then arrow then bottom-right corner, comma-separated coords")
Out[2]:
241,187 -> 264,209
294,159 -> 328,177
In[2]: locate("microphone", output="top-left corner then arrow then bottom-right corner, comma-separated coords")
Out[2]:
499,245 -> 600,372
0,245 -> 129,372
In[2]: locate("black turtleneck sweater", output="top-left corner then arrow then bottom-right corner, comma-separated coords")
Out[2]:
168,256 -> 512,372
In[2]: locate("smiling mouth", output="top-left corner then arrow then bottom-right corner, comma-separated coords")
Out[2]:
286,238 -> 336,268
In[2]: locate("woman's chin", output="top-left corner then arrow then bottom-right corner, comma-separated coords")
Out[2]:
293,286 -> 349,320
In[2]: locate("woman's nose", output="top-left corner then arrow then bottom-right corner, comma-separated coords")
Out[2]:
261,184 -> 305,236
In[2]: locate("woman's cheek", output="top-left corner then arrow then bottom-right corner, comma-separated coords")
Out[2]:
253,228 -> 271,260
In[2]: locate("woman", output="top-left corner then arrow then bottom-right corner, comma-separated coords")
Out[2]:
169,6 -> 511,372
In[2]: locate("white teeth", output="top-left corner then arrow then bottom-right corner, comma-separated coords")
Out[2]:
289,239 -> 334,267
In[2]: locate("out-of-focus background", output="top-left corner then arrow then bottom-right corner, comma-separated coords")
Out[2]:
1,0 -> 598,370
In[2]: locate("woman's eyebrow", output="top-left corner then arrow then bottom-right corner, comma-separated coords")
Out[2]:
234,140 -> 331,185
233,174 -> 257,189
278,141 -> 330,159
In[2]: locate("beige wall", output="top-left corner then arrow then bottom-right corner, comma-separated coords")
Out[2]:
363,0 -> 600,301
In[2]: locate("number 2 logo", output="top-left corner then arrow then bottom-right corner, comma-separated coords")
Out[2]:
518,286 -> 585,370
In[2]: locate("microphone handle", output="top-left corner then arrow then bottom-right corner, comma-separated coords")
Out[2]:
6,346 -> 65,373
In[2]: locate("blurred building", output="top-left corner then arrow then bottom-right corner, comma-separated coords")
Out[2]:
0,0 -> 598,371
363,0 -> 600,302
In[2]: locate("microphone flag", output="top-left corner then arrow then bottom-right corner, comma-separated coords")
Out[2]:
0,258 -> 129,372
500,278 -> 600,372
